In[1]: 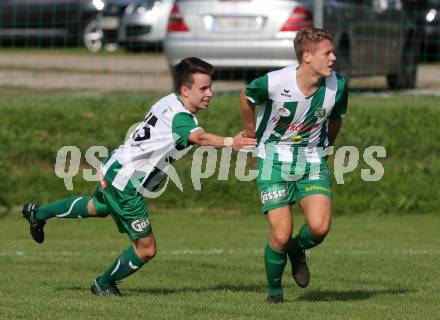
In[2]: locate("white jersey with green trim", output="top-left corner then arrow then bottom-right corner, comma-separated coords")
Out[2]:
101,93 -> 200,192
245,65 -> 348,162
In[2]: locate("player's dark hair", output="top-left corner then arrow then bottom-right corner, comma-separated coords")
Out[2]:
173,57 -> 214,93
294,27 -> 333,64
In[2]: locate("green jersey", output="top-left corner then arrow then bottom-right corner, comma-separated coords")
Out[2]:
101,93 -> 200,193
245,65 -> 348,163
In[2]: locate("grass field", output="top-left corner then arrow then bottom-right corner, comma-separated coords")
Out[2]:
0,93 -> 439,318
1,210 -> 440,319
0,94 -> 439,214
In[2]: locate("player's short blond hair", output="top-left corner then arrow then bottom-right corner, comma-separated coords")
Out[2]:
294,27 -> 333,64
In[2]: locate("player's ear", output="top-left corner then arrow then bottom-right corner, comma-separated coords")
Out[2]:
180,85 -> 190,97
303,50 -> 313,64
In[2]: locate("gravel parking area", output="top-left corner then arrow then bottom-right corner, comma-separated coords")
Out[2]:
0,52 -> 439,95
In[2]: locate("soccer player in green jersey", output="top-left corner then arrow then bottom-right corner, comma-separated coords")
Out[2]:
239,28 -> 348,304
22,57 -> 256,296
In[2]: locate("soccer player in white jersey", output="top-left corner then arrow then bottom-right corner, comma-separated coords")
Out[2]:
240,28 -> 348,304
21,57 -> 257,296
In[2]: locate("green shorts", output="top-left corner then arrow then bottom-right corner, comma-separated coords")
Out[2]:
92,162 -> 152,240
256,157 -> 332,214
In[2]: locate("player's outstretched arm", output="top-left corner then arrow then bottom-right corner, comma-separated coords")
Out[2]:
188,128 -> 257,152
239,88 -> 256,139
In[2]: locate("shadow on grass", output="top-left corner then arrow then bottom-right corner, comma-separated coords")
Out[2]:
58,285 -> 416,300
297,288 -> 416,302
127,284 -> 265,296
60,284 -> 265,295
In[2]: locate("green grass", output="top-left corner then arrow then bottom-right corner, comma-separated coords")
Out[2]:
1,210 -> 439,319
0,94 -> 439,215
1,93 -> 439,318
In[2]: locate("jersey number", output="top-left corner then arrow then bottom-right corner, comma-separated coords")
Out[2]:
133,113 -> 158,142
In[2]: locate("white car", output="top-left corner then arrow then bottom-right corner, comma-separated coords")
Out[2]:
164,0 -> 418,89
119,0 -> 175,50
97,0 -> 134,52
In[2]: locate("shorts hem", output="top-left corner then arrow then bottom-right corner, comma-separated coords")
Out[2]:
262,201 -> 294,214
128,230 -> 153,241
296,191 -> 333,202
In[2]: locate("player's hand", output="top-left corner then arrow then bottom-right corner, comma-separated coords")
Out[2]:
243,131 -> 256,139
232,131 -> 257,152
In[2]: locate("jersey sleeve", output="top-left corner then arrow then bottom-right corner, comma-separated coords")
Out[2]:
245,74 -> 269,105
330,75 -> 348,119
172,112 -> 200,148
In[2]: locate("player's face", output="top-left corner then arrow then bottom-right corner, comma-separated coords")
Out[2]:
181,73 -> 213,113
308,39 -> 336,77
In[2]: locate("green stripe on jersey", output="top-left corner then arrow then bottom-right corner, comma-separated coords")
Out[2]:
266,101 -> 298,143
246,74 -> 269,105
256,100 -> 274,141
295,84 -> 326,146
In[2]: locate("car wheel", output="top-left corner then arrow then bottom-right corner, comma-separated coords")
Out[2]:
83,19 -> 104,52
387,37 -> 418,90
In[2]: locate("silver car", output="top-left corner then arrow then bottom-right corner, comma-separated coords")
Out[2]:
164,0 -> 417,89
119,0 -> 175,49
96,0 -> 133,52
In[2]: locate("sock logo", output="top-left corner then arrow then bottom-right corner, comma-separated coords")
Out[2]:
128,261 -> 139,270
131,219 -> 150,233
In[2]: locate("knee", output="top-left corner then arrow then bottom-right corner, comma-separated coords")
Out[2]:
135,242 -> 157,261
86,199 -> 108,218
271,230 -> 292,251
308,223 -> 330,239
138,246 -> 157,261
93,211 -> 108,218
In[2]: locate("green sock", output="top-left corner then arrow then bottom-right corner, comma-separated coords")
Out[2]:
36,196 -> 91,220
264,242 -> 287,296
288,224 -> 324,257
98,245 -> 146,285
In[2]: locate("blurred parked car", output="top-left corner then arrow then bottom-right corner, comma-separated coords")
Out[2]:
97,0 -> 133,52
403,0 -> 440,61
119,0 -> 175,50
0,0 -> 105,52
164,0 -> 418,89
